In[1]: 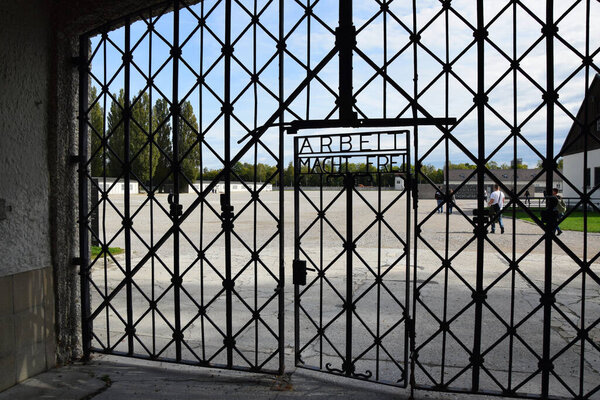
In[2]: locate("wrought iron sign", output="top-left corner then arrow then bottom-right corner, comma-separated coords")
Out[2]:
296,130 -> 409,175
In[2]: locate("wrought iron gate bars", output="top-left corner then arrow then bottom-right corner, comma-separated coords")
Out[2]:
79,0 -> 294,373
77,0 -> 600,398
410,1 -> 600,399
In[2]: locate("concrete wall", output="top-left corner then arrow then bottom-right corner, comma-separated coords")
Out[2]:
0,268 -> 55,392
563,149 -> 600,202
0,1 -> 56,392
0,0 -> 52,278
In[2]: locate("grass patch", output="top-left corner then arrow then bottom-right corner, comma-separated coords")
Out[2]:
91,245 -> 124,258
506,208 -> 600,232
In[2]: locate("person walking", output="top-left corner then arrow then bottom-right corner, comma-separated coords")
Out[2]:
553,187 -> 566,236
448,189 -> 456,214
488,184 -> 505,234
435,186 -> 443,213
525,189 -> 531,207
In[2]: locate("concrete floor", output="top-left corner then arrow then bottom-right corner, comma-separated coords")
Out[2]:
0,354 -> 513,400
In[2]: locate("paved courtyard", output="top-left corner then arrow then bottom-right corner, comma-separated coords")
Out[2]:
79,190 -> 600,398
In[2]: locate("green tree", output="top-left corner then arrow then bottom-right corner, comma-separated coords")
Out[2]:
106,90 -> 125,177
177,100 -> 200,190
89,86 -> 105,177
106,89 -> 159,182
130,91 -> 158,183
486,161 -> 499,169
152,98 -> 172,184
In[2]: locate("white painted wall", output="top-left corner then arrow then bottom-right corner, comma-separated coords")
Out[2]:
395,176 -> 405,190
96,180 -> 139,195
0,1 -> 52,277
562,149 -> 600,203
190,182 -> 273,193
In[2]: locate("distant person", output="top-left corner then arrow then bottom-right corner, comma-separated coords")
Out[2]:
488,184 -> 505,234
483,189 -> 488,204
553,187 -> 566,236
435,186 -> 443,213
448,189 -> 456,214
525,190 -> 531,207
542,190 -> 546,204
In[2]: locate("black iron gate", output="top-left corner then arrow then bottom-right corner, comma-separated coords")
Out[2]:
77,0 -> 600,398
292,129 -> 412,386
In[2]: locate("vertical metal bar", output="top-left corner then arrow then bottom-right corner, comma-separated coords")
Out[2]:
472,0 -> 485,391
409,0 -> 418,392
508,0 -> 518,391
294,137 -> 301,366
404,128 -> 411,387
338,0 -> 355,121
102,31 -> 110,351
306,0 -> 311,120
319,172 -> 324,370
376,170 -> 382,381
148,8 -> 157,357
441,1 -> 451,385
580,2 -> 591,396
172,1 -> 182,362
78,34 -> 91,359
124,18 -> 134,356
345,172 -> 353,376
224,0 -> 233,369
541,0 -> 554,396
199,0 -> 206,361
253,0 -> 259,370
278,0 -> 286,375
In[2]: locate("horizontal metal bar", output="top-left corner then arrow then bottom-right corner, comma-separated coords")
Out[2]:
294,130 -> 409,139
288,118 -> 457,133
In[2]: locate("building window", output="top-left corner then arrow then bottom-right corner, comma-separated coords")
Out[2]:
584,168 -> 591,188
595,167 -> 600,188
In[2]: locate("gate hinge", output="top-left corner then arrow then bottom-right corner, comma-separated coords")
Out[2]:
72,257 -> 83,265
70,154 -> 82,164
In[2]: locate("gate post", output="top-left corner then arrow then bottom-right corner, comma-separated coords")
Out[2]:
78,35 -> 91,359
337,0 -> 356,122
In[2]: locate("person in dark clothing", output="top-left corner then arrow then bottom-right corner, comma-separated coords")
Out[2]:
448,189 -> 456,214
525,189 -> 531,207
435,187 -> 443,213
552,187 -> 566,236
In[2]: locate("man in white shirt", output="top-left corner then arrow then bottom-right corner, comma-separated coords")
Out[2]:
488,184 -> 505,234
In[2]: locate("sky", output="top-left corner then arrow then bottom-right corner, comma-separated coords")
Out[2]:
87,0 -> 600,170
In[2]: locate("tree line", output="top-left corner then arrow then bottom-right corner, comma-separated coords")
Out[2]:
89,87 -> 199,190
89,88 -> 550,189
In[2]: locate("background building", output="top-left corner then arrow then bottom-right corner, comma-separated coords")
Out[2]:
560,74 -> 600,206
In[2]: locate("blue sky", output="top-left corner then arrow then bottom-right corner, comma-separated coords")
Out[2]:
88,0 -> 600,170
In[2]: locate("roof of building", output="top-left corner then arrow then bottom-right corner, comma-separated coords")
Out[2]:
446,168 -> 561,182
560,74 -> 600,156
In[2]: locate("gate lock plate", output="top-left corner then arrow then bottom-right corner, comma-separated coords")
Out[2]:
293,259 -> 315,286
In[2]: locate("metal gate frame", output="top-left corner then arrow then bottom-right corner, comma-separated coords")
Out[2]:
291,128 -> 413,387
76,0 -> 599,398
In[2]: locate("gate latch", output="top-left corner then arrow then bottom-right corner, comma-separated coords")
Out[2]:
293,259 -> 314,286
167,193 -> 183,217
